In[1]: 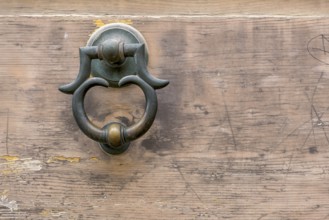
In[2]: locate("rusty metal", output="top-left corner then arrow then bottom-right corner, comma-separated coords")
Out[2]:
59,23 -> 169,155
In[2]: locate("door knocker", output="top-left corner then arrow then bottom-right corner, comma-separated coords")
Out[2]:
59,23 -> 169,155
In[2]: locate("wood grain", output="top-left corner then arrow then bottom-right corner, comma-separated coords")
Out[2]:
0,15 -> 329,220
0,0 -> 329,16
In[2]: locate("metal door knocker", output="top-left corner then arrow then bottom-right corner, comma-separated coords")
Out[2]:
59,23 -> 169,155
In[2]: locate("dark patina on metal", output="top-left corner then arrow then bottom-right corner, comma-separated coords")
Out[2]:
72,76 -> 158,155
59,23 -> 169,155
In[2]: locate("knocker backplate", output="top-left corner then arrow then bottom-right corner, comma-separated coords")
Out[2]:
87,23 -> 149,87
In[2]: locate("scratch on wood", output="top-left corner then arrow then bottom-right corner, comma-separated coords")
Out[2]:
310,73 -> 328,144
222,91 -> 237,150
305,91 -> 329,145
301,127 -> 313,151
257,213 -> 268,220
6,109 -> 9,155
47,156 -> 80,163
172,162 -> 203,204
311,72 -> 323,101
272,118 -> 311,153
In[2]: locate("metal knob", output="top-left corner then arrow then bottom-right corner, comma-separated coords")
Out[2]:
59,23 -> 169,154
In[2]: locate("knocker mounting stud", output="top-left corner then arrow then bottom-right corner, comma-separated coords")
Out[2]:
59,23 -> 169,155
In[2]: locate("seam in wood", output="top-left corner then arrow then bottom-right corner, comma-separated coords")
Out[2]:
0,14 -> 329,18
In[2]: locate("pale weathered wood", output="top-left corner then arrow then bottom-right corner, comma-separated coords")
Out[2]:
0,14 -> 329,220
0,0 -> 329,16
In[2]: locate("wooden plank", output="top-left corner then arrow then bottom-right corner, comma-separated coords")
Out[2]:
0,0 -> 329,16
0,16 -> 329,219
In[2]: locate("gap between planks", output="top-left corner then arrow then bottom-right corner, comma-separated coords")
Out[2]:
0,14 -> 329,19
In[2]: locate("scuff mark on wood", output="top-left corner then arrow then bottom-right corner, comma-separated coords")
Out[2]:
21,159 -> 43,171
91,19 -> 133,36
89,157 -> 99,161
51,211 -> 67,217
94,18 -> 133,27
39,209 -> 51,217
47,156 -> 80,163
0,195 -> 18,212
0,158 -> 42,175
0,155 -> 20,162
1,169 -> 19,175
93,19 -> 105,27
39,209 -> 66,218
108,19 -> 133,25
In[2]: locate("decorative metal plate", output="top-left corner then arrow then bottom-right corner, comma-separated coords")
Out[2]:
87,23 -> 149,87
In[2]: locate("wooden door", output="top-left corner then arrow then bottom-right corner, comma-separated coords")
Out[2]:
1,1 -> 329,219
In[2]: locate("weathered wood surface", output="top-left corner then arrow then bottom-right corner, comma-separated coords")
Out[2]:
0,14 -> 329,220
1,0 -> 329,16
